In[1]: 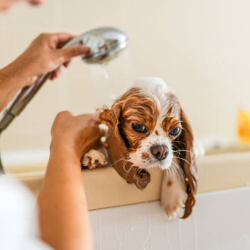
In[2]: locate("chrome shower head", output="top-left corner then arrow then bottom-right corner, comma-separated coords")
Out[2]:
64,27 -> 128,64
0,26 -> 128,136
0,27 -> 128,173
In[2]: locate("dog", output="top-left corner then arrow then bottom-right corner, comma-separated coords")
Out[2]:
82,77 -> 197,219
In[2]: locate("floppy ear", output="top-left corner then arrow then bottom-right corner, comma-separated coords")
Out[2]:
98,103 -> 151,189
174,109 -> 197,219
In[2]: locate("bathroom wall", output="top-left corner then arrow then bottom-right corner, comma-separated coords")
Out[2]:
1,0 -> 250,152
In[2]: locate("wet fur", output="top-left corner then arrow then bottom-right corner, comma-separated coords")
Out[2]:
92,78 -> 197,218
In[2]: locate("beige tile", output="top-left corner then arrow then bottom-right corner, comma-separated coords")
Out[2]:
0,31 -> 39,67
1,0 -> 250,153
60,0 -> 121,33
0,0 -> 59,32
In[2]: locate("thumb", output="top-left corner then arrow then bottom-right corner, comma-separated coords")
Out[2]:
59,44 -> 89,62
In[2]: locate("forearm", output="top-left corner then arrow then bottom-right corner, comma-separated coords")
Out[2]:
0,32 -> 89,113
38,144 -> 93,250
0,63 -> 34,112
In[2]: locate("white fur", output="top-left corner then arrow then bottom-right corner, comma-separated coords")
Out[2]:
133,77 -> 174,110
161,164 -> 188,219
133,77 -> 170,101
126,77 -> 192,219
129,133 -> 173,170
133,77 -> 176,124
128,77 -> 177,170
82,149 -> 107,169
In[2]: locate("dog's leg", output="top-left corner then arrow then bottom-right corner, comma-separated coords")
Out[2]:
161,165 -> 188,219
82,149 -> 108,169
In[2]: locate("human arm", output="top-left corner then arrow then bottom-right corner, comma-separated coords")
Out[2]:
37,112 -> 102,250
0,33 -> 89,112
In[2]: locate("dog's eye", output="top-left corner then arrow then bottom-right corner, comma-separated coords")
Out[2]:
169,127 -> 181,137
132,123 -> 148,134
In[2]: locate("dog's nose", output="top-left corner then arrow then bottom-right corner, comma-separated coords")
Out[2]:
150,145 -> 168,161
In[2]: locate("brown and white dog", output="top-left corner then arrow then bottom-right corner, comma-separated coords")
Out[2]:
82,77 -> 197,219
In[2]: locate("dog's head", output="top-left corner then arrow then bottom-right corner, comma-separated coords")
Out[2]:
99,77 -> 197,217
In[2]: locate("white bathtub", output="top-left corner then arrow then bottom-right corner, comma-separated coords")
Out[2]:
10,150 -> 250,250
90,187 -> 250,250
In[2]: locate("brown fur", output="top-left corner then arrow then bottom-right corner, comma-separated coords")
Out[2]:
98,88 -> 197,218
172,110 -> 197,219
119,88 -> 159,151
159,93 -> 197,218
161,93 -> 183,136
98,88 -> 155,189
141,152 -> 150,160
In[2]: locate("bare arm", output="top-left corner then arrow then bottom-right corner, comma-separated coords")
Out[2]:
0,33 -> 89,112
0,65 -> 29,112
38,146 -> 92,250
38,112 -> 102,250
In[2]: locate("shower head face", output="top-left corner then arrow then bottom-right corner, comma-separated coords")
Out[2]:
64,27 -> 128,64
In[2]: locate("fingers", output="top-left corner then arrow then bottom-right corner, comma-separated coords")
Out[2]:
29,32 -> 89,77
53,33 -> 76,45
51,110 -> 72,127
51,111 -> 73,136
50,112 -> 104,157
28,0 -> 44,6
37,33 -> 75,48
50,68 -> 61,80
77,113 -> 100,126
63,61 -> 70,68
58,45 -> 89,62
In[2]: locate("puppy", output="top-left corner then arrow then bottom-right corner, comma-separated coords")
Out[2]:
82,77 -> 197,219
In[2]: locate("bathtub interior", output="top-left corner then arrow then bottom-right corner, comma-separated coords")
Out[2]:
2,144 -> 249,174
3,145 -> 250,250
90,187 -> 250,250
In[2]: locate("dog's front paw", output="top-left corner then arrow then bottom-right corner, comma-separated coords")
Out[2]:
162,185 -> 188,219
82,150 -> 107,169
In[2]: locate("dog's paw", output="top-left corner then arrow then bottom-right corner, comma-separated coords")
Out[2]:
82,150 -> 107,169
162,183 -> 188,219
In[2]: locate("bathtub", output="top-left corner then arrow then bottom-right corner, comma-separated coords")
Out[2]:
6,150 -> 250,250
90,188 -> 250,250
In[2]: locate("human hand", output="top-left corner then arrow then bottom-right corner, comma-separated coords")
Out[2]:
50,112 -> 104,161
0,33 -> 88,112
0,0 -> 44,12
40,111 -> 96,250
8,33 -> 89,86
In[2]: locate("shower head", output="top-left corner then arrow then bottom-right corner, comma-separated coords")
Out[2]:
64,27 -> 128,64
0,27 -> 128,135
0,26 -> 128,173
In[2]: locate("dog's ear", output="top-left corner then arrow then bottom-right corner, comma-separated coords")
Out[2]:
98,103 -> 151,189
98,104 -> 120,129
174,109 -> 197,219
98,103 -> 127,164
